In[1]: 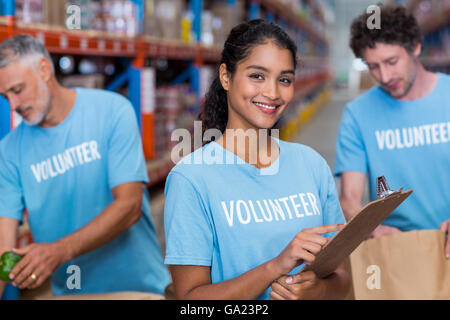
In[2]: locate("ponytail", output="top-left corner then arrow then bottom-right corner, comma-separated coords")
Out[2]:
199,76 -> 228,136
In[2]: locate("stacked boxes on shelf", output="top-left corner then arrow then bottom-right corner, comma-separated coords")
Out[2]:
207,0 -> 245,46
146,0 -> 247,46
65,0 -> 140,36
101,0 -> 140,36
14,0 -> 332,50
16,0 -> 141,36
154,85 -> 196,159
15,0 -> 42,24
43,0 -> 67,28
147,0 -> 185,40
14,0 -> 250,46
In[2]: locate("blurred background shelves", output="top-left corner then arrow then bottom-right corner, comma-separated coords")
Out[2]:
0,17 -> 222,60
0,0 -> 334,187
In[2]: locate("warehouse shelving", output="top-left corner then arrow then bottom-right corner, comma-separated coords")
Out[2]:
0,19 -> 222,60
0,0 -> 333,187
253,0 -> 328,46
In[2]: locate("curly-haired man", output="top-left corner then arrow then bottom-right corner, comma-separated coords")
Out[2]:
334,5 -> 450,256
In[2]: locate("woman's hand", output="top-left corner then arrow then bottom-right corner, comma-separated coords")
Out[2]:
269,224 -> 344,277
270,271 -> 326,300
270,261 -> 350,300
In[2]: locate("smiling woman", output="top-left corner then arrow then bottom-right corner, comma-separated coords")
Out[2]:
163,19 -> 350,301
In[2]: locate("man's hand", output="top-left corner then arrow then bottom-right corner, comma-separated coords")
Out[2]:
369,225 -> 401,239
270,271 -> 326,300
439,219 -> 450,259
9,242 -> 69,290
0,217 -> 20,297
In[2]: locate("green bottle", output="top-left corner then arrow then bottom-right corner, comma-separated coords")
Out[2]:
0,252 -> 22,282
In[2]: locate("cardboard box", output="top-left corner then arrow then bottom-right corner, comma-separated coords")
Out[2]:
154,0 -> 184,41
61,74 -> 105,89
42,0 -> 67,27
21,279 -> 166,300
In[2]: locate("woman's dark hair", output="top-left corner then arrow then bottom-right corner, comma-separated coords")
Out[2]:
199,19 -> 298,135
350,5 -> 423,58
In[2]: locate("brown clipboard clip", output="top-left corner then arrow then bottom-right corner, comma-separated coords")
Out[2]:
376,176 -> 403,199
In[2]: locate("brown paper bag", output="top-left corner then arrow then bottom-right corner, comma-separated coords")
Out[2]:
349,230 -> 450,299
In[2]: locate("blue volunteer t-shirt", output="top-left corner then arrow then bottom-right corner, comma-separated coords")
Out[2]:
164,139 -> 345,300
0,88 -> 170,296
335,72 -> 450,231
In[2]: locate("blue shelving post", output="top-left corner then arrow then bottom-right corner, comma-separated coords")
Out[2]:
0,1 -> 20,301
249,0 -> 260,20
130,0 -> 144,34
0,0 -> 15,16
0,96 -> 10,141
190,0 -> 203,112
0,0 -> 14,141
128,66 -> 142,129
128,0 -> 145,128
265,11 -> 275,22
191,0 -> 202,43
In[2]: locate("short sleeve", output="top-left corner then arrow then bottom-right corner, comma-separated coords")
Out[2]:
0,145 -> 24,221
334,106 -> 368,177
164,171 -> 213,266
107,101 -> 149,189
318,158 -> 346,238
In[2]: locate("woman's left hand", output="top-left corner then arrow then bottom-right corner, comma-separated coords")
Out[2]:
269,271 -> 327,300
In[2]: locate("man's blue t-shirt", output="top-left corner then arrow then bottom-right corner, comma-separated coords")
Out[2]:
0,88 -> 170,296
335,72 -> 450,231
164,139 -> 345,300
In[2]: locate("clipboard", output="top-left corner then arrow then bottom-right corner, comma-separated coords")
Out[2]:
302,188 -> 413,278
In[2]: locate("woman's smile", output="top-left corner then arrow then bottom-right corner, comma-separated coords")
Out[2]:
252,100 -> 282,114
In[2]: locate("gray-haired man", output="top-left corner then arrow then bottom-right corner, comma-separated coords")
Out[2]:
0,35 -> 170,297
